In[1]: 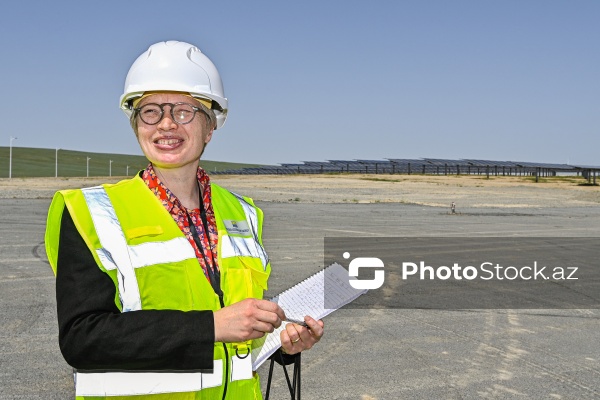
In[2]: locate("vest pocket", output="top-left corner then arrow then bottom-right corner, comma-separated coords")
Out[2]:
247,263 -> 268,292
226,268 -> 253,304
226,258 -> 269,303
135,262 -> 197,311
125,225 -> 164,239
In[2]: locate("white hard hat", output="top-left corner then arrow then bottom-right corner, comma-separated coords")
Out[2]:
120,41 -> 228,129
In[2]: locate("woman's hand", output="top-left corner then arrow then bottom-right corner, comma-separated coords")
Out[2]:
213,298 -> 286,343
280,316 -> 324,355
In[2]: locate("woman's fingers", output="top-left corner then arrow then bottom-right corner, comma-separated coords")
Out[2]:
279,316 -> 325,354
214,298 -> 286,342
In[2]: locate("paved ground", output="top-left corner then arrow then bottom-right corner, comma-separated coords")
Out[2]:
0,197 -> 599,399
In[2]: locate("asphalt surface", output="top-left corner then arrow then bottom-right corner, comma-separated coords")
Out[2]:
0,198 -> 599,399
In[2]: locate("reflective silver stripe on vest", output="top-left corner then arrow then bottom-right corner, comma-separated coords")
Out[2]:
75,360 -> 223,397
82,187 -> 142,312
98,238 -> 196,271
221,193 -> 269,270
220,235 -> 268,264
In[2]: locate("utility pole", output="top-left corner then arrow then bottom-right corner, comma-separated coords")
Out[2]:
55,148 -> 60,178
109,160 -> 113,177
9,136 -> 17,179
87,157 -> 91,177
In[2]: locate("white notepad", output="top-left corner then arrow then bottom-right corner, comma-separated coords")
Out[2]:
251,263 -> 367,370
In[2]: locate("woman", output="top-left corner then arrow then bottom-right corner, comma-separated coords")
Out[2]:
45,40 -> 324,400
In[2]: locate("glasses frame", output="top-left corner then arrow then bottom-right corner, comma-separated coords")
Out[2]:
133,102 -> 209,125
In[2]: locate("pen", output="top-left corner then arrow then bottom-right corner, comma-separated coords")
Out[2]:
285,318 -> 308,327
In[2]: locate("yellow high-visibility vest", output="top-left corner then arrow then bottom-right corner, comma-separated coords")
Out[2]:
45,174 -> 271,400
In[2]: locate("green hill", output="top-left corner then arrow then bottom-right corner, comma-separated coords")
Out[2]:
0,147 -> 262,178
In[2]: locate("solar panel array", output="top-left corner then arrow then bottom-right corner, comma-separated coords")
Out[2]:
213,158 -> 598,175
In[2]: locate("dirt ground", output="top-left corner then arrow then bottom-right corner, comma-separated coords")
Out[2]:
0,174 -> 598,208
2,174 -> 599,399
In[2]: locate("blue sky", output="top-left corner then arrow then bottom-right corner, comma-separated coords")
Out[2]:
1,1 -> 598,165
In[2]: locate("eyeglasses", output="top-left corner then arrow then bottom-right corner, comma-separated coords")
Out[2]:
134,102 -> 208,125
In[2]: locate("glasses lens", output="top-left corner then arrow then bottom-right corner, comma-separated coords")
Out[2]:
172,104 -> 196,124
139,104 -> 162,125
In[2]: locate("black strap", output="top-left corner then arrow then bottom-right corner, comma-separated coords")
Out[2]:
265,351 -> 302,400
185,184 -> 222,297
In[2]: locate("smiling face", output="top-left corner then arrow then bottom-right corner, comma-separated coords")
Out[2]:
135,93 -> 214,171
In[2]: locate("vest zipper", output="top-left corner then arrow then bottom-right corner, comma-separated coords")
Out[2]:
219,294 -> 229,400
